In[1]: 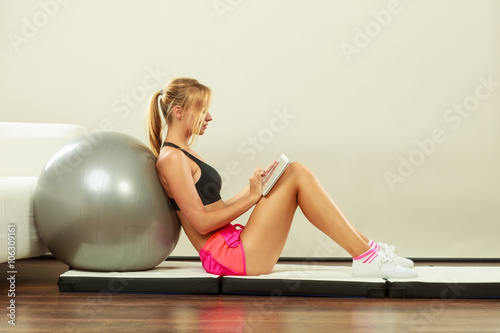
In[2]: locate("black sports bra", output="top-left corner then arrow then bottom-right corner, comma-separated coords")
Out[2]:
162,142 -> 222,211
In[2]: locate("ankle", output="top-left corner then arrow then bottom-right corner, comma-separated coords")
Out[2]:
353,247 -> 379,263
350,243 -> 371,258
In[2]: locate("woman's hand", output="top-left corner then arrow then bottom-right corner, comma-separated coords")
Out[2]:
262,160 -> 278,187
248,160 -> 279,204
249,167 -> 265,203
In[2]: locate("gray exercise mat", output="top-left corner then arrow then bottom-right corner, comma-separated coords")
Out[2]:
221,263 -> 387,298
58,261 -> 500,298
386,266 -> 500,298
58,261 -> 220,294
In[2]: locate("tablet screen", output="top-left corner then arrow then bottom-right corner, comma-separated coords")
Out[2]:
262,153 -> 290,196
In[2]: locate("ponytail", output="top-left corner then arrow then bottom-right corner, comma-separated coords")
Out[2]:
147,90 -> 163,157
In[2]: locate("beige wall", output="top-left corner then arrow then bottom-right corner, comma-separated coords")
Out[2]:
1,0 -> 499,258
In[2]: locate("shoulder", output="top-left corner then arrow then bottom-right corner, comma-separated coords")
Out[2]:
156,148 -> 190,173
157,147 -> 184,164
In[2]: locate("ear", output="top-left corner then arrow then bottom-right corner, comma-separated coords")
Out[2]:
172,106 -> 182,120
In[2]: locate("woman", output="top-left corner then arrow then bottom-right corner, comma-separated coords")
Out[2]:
147,78 -> 417,278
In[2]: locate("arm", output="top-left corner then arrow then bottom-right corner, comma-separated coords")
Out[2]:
224,160 -> 278,207
157,150 -> 264,235
223,185 -> 250,207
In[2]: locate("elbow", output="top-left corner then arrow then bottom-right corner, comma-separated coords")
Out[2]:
184,206 -> 221,235
187,214 -> 211,235
192,222 -> 210,235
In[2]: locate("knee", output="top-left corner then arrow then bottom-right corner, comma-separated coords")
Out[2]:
287,161 -> 315,180
287,161 -> 305,173
275,161 -> 316,193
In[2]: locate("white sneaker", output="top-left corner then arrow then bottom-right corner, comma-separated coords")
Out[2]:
352,251 -> 418,279
377,242 -> 414,269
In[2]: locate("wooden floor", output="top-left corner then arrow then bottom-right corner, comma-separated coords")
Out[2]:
1,257 -> 500,333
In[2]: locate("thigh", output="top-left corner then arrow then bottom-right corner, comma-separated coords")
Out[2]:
240,162 -> 302,275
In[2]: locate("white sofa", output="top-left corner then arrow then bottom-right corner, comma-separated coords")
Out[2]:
0,122 -> 87,263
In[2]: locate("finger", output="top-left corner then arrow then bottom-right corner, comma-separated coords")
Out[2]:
253,169 -> 265,180
263,161 -> 277,177
265,160 -> 277,172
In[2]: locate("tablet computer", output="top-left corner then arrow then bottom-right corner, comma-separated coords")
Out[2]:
262,153 -> 291,196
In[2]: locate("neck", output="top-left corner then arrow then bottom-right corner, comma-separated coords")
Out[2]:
165,129 -> 190,149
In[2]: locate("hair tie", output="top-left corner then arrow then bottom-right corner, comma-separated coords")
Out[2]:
158,90 -> 163,96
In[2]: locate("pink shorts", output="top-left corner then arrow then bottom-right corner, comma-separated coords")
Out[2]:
199,223 -> 246,276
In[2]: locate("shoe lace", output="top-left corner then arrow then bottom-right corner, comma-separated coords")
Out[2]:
381,252 -> 397,265
379,242 -> 395,254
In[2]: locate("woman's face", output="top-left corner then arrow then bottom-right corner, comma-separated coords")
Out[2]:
183,106 -> 212,136
198,109 -> 213,135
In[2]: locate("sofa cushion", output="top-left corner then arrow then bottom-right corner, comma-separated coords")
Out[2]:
0,177 -> 46,263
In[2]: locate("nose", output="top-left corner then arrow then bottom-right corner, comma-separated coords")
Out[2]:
205,111 -> 213,122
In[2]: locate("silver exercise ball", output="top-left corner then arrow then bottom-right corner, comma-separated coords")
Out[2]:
34,131 -> 181,272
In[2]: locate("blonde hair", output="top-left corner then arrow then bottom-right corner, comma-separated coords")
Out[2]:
147,78 -> 212,157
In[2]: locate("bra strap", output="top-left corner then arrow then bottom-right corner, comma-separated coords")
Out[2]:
162,142 -> 199,163
162,142 -> 182,150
